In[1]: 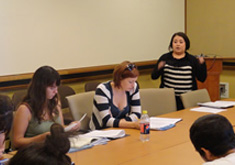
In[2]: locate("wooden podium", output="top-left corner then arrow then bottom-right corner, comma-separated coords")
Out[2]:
197,58 -> 223,101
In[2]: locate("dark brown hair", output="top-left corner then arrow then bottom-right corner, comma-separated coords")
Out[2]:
190,114 -> 235,157
9,123 -> 71,165
113,61 -> 139,88
0,94 -> 13,136
168,32 -> 190,51
22,66 -> 61,122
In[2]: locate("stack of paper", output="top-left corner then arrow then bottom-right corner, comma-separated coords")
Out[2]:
68,136 -> 94,153
68,129 -> 126,153
79,129 -> 126,139
190,107 -> 227,113
150,117 -> 182,131
215,101 -> 235,105
69,136 -> 94,148
197,101 -> 235,109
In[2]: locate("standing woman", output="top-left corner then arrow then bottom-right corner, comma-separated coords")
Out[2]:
90,61 -> 141,130
151,32 -> 207,110
13,66 -> 79,149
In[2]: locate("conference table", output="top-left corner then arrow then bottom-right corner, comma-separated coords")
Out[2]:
67,101 -> 235,165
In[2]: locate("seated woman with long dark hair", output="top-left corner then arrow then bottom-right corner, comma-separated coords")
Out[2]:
13,66 -> 80,149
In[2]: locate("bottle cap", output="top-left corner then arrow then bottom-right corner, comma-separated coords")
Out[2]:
143,110 -> 148,114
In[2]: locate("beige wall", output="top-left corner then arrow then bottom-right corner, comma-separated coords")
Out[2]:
187,0 -> 235,57
3,1 -> 235,99
187,0 -> 235,98
0,0 -> 184,77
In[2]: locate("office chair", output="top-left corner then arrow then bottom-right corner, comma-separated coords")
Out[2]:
180,88 -> 211,109
66,91 -> 95,131
12,90 -> 27,110
58,85 -> 76,125
139,88 -> 176,117
58,85 -> 76,109
84,81 -> 101,92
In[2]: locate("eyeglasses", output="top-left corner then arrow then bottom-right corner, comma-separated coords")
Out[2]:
126,64 -> 137,71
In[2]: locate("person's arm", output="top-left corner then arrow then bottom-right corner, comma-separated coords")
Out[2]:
93,86 -> 114,128
13,105 -> 50,148
193,56 -> 207,82
93,84 -> 127,128
125,83 -> 141,121
94,83 -> 140,129
118,119 -> 140,129
118,83 -> 141,130
0,133 -> 5,159
151,56 -> 166,80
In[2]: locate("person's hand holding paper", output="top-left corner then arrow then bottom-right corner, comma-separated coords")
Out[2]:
64,113 -> 87,132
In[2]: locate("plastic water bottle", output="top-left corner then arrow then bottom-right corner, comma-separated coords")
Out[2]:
140,110 -> 150,142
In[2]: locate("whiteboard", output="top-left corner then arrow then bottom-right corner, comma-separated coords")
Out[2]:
0,0 -> 185,76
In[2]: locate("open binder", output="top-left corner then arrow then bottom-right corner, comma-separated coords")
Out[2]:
197,101 -> 235,109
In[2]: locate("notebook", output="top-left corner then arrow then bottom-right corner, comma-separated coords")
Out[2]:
150,117 -> 182,131
79,129 -> 126,139
197,101 -> 235,109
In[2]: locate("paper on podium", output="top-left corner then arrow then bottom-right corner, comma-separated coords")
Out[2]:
150,117 -> 182,131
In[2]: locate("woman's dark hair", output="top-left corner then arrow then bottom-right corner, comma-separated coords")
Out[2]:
168,32 -> 190,51
190,114 -> 235,157
22,66 -> 61,122
0,94 -> 14,136
113,61 -> 139,88
9,123 -> 71,165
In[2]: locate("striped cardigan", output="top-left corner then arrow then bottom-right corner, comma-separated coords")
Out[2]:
151,51 -> 207,95
89,81 -> 141,130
